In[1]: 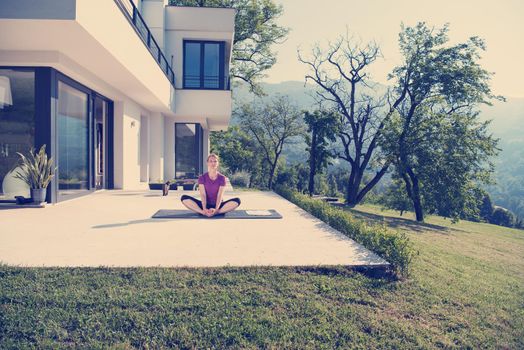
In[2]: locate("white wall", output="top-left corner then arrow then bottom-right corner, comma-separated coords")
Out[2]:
113,99 -> 150,189
75,0 -> 173,111
149,112 -> 165,182
165,7 -> 236,33
163,116 -> 175,180
141,0 -> 166,51
174,89 -> 231,130
139,115 -> 150,182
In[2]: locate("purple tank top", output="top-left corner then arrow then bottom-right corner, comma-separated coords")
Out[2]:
198,172 -> 226,206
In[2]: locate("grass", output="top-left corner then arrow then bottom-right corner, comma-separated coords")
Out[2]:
1,205 -> 523,349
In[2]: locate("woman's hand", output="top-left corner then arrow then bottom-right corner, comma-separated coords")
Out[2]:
202,208 -> 216,217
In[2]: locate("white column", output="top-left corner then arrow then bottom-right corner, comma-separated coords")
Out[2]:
123,102 -> 142,189
149,112 -> 164,182
139,115 -> 150,182
164,116 -> 175,180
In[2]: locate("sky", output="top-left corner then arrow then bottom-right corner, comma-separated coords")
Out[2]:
264,0 -> 524,98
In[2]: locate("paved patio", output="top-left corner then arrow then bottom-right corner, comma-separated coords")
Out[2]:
0,190 -> 389,268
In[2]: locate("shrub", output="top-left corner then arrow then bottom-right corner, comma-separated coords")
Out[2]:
275,186 -> 417,277
229,171 -> 251,188
490,206 -> 516,227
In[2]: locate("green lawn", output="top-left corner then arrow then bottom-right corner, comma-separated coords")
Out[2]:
1,205 -> 523,349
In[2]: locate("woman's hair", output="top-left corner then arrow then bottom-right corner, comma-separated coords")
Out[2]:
207,153 -> 219,162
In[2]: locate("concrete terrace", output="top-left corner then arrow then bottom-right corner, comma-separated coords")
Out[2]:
0,190 -> 388,268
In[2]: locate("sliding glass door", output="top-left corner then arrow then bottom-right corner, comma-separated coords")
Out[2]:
57,81 -> 89,200
0,68 -> 35,200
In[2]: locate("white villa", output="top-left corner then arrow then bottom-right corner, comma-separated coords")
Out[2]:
0,0 -> 235,203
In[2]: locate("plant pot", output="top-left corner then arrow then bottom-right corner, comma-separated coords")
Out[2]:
31,188 -> 47,203
149,183 -> 164,190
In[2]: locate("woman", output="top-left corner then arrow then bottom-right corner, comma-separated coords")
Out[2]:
181,153 -> 240,217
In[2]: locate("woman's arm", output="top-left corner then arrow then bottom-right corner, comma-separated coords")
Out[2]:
199,184 -> 208,210
215,185 -> 226,209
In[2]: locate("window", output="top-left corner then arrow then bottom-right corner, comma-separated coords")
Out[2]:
0,68 -> 35,199
175,123 -> 203,178
183,41 -> 225,89
57,81 -> 90,199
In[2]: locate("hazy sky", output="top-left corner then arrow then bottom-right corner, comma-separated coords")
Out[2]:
264,0 -> 524,98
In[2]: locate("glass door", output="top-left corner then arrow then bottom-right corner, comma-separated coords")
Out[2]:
175,123 -> 203,179
94,97 -> 107,190
57,81 -> 89,201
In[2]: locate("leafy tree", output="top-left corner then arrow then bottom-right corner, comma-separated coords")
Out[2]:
313,173 -> 329,196
304,110 -> 338,195
169,0 -> 288,94
299,34 -> 400,207
328,166 -> 350,199
294,162 -> 310,193
385,22 -> 502,222
210,125 -> 262,185
382,178 -> 412,216
478,190 -> 494,222
236,95 -> 305,189
326,173 -> 339,197
275,162 -> 309,193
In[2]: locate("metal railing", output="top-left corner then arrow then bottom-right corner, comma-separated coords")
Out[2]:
183,74 -> 231,90
115,0 -> 175,86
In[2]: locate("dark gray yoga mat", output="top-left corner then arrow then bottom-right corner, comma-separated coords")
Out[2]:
152,209 -> 282,219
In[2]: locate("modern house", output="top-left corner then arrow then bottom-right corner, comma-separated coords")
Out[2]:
0,0 -> 235,203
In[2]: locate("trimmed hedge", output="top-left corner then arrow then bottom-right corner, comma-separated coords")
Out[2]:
275,186 -> 416,277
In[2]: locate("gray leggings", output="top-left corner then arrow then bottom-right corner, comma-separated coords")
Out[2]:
181,194 -> 241,210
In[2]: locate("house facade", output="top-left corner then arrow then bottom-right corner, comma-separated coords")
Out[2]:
0,0 -> 235,203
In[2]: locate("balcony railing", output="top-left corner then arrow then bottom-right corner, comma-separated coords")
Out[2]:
183,74 -> 231,90
115,0 -> 175,86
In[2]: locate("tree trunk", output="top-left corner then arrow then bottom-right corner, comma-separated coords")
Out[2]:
308,168 -> 316,196
308,131 -> 317,196
345,171 -> 361,207
401,168 -> 424,222
407,168 -> 424,222
268,161 -> 277,190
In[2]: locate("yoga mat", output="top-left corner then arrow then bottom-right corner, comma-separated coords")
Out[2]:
152,209 -> 282,219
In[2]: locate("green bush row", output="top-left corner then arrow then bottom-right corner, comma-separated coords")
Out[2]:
275,186 -> 417,277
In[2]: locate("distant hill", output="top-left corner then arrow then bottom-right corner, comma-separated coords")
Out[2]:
232,81 -> 524,218
480,98 -> 524,219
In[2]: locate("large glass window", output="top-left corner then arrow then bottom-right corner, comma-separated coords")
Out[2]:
57,81 -> 89,199
0,69 -> 35,200
184,42 -> 201,89
183,41 -> 225,89
175,123 -> 203,179
204,43 -> 220,89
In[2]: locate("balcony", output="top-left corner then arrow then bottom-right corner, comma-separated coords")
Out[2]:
183,74 -> 231,90
115,0 -> 175,86
0,0 -> 174,114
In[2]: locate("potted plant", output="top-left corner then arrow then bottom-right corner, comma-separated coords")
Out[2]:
148,179 -> 165,191
14,145 -> 56,204
148,179 -> 180,191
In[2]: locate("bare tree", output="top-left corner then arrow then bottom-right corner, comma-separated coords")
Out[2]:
298,34 -> 403,207
237,95 -> 305,189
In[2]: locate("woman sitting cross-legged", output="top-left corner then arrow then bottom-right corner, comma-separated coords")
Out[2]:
181,153 -> 240,217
